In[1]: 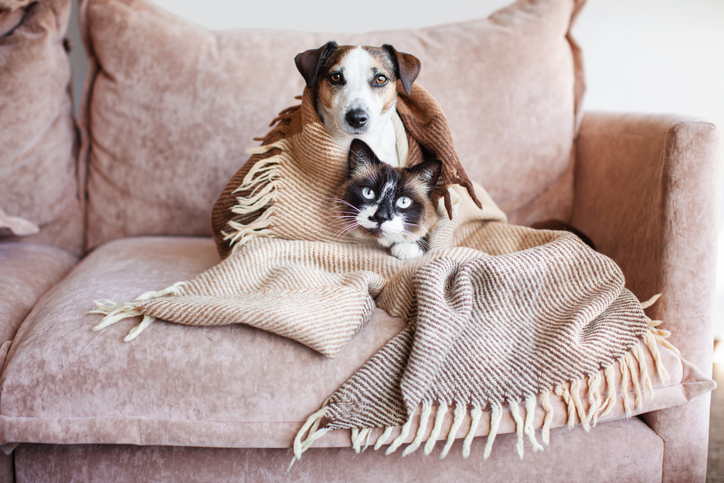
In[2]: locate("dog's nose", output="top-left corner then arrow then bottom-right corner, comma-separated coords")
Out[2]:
345,109 -> 368,129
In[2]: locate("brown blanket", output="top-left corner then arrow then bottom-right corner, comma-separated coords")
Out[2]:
90,84 -> 676,463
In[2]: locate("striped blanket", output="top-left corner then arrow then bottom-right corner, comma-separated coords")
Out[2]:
91,84 -> 674,462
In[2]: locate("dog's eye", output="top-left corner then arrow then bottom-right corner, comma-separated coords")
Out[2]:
374,74 -> 388,85
362,187 -> 375,200
396,196 -> 412,209
330,73 -> 342,83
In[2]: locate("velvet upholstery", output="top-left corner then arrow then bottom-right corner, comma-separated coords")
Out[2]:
0,0 -> 718,481
0,243 -> 77,352
0,237 -> 712,455
78,0 -> 584,250
0,237 -> 405,448
13,419 -> 664,482
0,0 -> 32,11
0,0 -> 84,255
571,112 -> 722,482
0,452 -> 11,483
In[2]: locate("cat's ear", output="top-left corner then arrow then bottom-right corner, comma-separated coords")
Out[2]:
348,138 -> 379,175
408,159 -> 442,195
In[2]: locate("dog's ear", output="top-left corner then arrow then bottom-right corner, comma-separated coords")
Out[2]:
406,159 -> 442,196
295,41 -> 338,89
382,44 -> 421,95
348,138 -> 379,175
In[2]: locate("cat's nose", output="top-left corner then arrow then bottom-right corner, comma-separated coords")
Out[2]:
372,204 -> 391,224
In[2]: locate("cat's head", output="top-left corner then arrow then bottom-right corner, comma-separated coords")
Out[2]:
335,138 -> 441,245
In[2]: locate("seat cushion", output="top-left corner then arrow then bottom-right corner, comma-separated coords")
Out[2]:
78,0 -> 585,250
0,236 -> 407,448
0,0 -> 84,255
13,418 -> 663,482
0,237 -> 714,452
0,243 -> 77,357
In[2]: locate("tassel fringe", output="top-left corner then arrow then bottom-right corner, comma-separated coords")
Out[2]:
402,403 -> 432,456
482,404 -> 500,460
424,403 -> 448,455
440,404 -> 466,459
90,282 -> 186,341
221,142 -> 290,254
539,390 -> 553,445
289,294 -> 678,468
524,396 -> 544,453
509,400 -> 525,459
463,405 -> 483,459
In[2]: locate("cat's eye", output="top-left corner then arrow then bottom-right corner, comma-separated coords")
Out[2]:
374,74 -> 388,85
362,187 -> 375,200
396,196 -> 412,209
330,73 -> 343,84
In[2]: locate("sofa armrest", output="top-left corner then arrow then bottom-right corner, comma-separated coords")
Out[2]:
571,111 -> 720,370
571,111 -> 721,482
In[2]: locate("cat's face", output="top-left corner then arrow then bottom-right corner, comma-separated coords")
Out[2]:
335,139 -> 441,245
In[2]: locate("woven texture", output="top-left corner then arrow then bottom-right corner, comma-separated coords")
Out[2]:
91,84 -> 675,460
210,84 -> 483,260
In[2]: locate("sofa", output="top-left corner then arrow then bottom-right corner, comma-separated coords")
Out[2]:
0,0 -> 720,481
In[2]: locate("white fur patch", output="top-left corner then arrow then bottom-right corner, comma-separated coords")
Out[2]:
380,216 -> 405,238
379,181 -> 395,200
356,205 -> 378,230
319,47 -> 399,165
391,242 -> 424,260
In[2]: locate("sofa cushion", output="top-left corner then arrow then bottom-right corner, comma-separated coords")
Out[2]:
0,237 -> 713,451
0,243 -> 77,363
14,418 -> 663,482
78,0 -> 585,251
0,0 -> 84,255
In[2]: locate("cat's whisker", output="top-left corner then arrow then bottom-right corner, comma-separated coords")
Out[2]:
329,198 -> 362,213
416,238 -> 431,250
329,220 -> 360,241
331,227 -> 358,242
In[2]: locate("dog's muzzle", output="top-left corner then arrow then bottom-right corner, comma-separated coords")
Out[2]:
345,108 -> 368,130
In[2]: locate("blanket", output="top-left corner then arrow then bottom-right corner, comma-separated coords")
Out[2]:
91,83 -> 676,462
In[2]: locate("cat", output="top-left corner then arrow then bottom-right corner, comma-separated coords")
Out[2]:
334,138 -> 442,260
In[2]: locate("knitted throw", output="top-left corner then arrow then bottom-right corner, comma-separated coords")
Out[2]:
91,84 -> 676,462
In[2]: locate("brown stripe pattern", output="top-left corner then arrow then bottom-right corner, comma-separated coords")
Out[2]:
92,82 -> 665,461
317,231 -> 648,432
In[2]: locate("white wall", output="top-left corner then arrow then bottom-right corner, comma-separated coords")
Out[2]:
67,0 -> 724,335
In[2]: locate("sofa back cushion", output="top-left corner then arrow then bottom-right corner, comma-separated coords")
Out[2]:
79,0 -> 584,250
0,0 -> 84,255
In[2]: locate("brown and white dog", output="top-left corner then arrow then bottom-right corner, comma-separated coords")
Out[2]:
294,41 -> 421,167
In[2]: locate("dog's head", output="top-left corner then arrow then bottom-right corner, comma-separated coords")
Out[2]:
295,41 -> 421,138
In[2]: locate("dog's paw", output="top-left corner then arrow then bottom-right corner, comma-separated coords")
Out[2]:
391,242 -> 424,260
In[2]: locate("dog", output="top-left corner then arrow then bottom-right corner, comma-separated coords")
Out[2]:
295,41 -> 421,167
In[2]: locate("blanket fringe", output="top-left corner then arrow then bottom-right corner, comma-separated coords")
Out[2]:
385,416 -> 413,455
440,404 -> 466,459
402,402 -> 432,456
539,390 -> 554,445
509,400 -> 525,459
374,426 -> 394,451
222,143 -> 288,254
89,282 -> 186,341
463,405 -> 484,459
481,404 -> 501,460
600,364 -> 618,418
586,372 -> 602,427
424,402 -> 448,455
524,396 -> 544,453
289,294 -> 678,469
288,399 -> 331,473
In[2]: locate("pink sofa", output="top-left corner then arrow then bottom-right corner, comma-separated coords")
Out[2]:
0,0 -> 720,481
